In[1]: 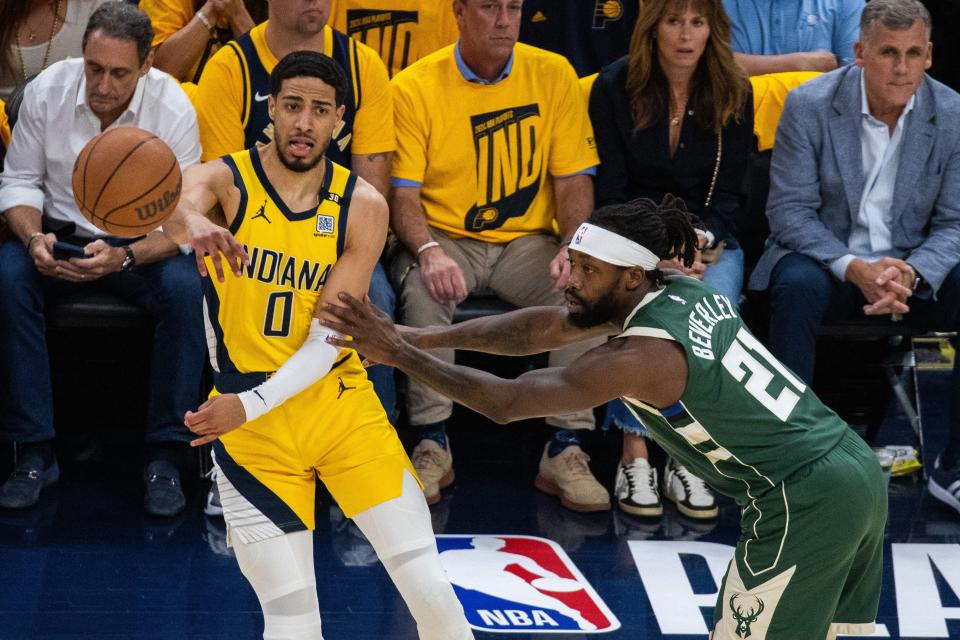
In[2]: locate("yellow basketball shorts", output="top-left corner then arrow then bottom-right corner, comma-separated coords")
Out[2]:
211,355 -> 419,531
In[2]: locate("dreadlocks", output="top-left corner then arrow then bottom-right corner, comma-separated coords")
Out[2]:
587,194 -> 700,282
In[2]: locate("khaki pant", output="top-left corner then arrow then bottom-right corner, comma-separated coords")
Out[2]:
389,229 -> 599,429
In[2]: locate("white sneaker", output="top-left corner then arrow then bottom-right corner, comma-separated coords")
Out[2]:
614,457 -> 663,517
204,478 -> 223,518
662,457 -> 718,519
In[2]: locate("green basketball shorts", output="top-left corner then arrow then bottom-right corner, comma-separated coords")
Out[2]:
711,428 -> 887,639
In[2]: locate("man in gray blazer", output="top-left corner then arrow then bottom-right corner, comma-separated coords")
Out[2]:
749,0 -> 960,514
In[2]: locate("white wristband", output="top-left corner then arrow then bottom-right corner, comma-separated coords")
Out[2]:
416,240 -> 440,257
237,319 -> 344,422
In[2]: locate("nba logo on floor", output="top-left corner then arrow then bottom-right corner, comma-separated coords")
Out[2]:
436,535 -> 620,633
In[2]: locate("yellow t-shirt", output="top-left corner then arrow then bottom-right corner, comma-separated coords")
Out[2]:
391,43 -> 599,243
328,0 -> 459,78
141,0 -> 228,83
750,71 -> 821,151
579,73 -> 597,110
194,22 -> 395,162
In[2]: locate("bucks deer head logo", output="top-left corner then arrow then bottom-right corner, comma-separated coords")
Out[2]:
729,593 -> 765,638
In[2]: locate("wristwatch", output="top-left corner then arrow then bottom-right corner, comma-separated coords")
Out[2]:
120,245 -> 137,272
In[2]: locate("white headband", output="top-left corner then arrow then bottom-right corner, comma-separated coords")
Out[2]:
568,223 -> 661,269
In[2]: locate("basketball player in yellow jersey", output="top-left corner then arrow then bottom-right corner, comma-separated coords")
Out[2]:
163,51 -> 472,640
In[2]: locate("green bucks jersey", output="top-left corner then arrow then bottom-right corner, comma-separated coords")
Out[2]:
619,276 -> 849,505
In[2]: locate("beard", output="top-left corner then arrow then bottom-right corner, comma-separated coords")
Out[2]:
566,289 -> 619,328
274,136 -> 326,173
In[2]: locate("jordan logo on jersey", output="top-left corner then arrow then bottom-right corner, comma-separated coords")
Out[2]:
346,9 -> 419,77
251,201 -> 271,223
593,1 -> 624,28
337,377 -> 356,399
465,105 -> 543,232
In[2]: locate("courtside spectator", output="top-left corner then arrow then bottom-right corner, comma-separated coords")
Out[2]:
389,0 -> 608,511
723,0 -> 864,75
327,0 -> 458,78
519,0 -> 639,77
140,0 -> 266,83
590,0 -> 753,520
0,0 -> 110,101
0,2 -> 205,516
747,0 -> 960,515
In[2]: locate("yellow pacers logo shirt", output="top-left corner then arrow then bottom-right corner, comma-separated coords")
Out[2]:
391,43 -> 599,243
203,148 -> 356,375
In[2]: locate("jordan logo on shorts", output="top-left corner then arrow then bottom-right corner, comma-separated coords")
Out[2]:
337,377 -> 356,399
729,593 -> 764,637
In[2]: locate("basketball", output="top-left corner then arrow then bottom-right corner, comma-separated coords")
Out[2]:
71,127 -> 182,237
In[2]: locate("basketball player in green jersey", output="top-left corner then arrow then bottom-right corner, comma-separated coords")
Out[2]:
323,196 -> 888,640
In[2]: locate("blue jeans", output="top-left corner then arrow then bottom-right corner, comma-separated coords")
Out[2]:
367,261 -> 397,421
0,239 -> 206,444
605,247 -> 746,437
703,246 -> 745,304
767,253 -> 960,455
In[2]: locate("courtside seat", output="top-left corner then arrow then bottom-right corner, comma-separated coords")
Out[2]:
46,291 -> 150,331
452,290 -> 517,324
816,320 -> 936,477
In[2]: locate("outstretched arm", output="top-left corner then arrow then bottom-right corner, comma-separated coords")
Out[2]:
405,305 -> 617,356
323,293 -> 686,424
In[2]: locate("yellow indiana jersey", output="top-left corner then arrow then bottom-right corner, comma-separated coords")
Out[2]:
203,148 -> 357,375
328,0 -> 459,78
194,22 -> 395,162
391,43 -> 599,243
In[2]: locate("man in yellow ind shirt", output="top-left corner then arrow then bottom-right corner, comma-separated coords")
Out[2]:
327,0 -> 459,77
164,51 -> 472,640
192,1 -> 400,517
389,0 -> 609,512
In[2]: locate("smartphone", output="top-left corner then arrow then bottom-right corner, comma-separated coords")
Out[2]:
52,241 -> 90,261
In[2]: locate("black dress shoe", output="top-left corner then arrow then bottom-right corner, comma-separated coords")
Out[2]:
0,455 -> 59,510
143,460 -> 185,517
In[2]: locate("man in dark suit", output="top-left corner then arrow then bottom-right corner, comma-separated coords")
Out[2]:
748,0 -> 960,514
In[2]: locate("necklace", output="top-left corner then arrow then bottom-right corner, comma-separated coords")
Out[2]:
15,0 -> 64,83
669,93 -> 688,127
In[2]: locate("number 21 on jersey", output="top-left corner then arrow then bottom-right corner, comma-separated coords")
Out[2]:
721,328 -> 807,421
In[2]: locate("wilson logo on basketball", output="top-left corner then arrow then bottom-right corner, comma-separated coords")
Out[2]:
136,179 -> 182,220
